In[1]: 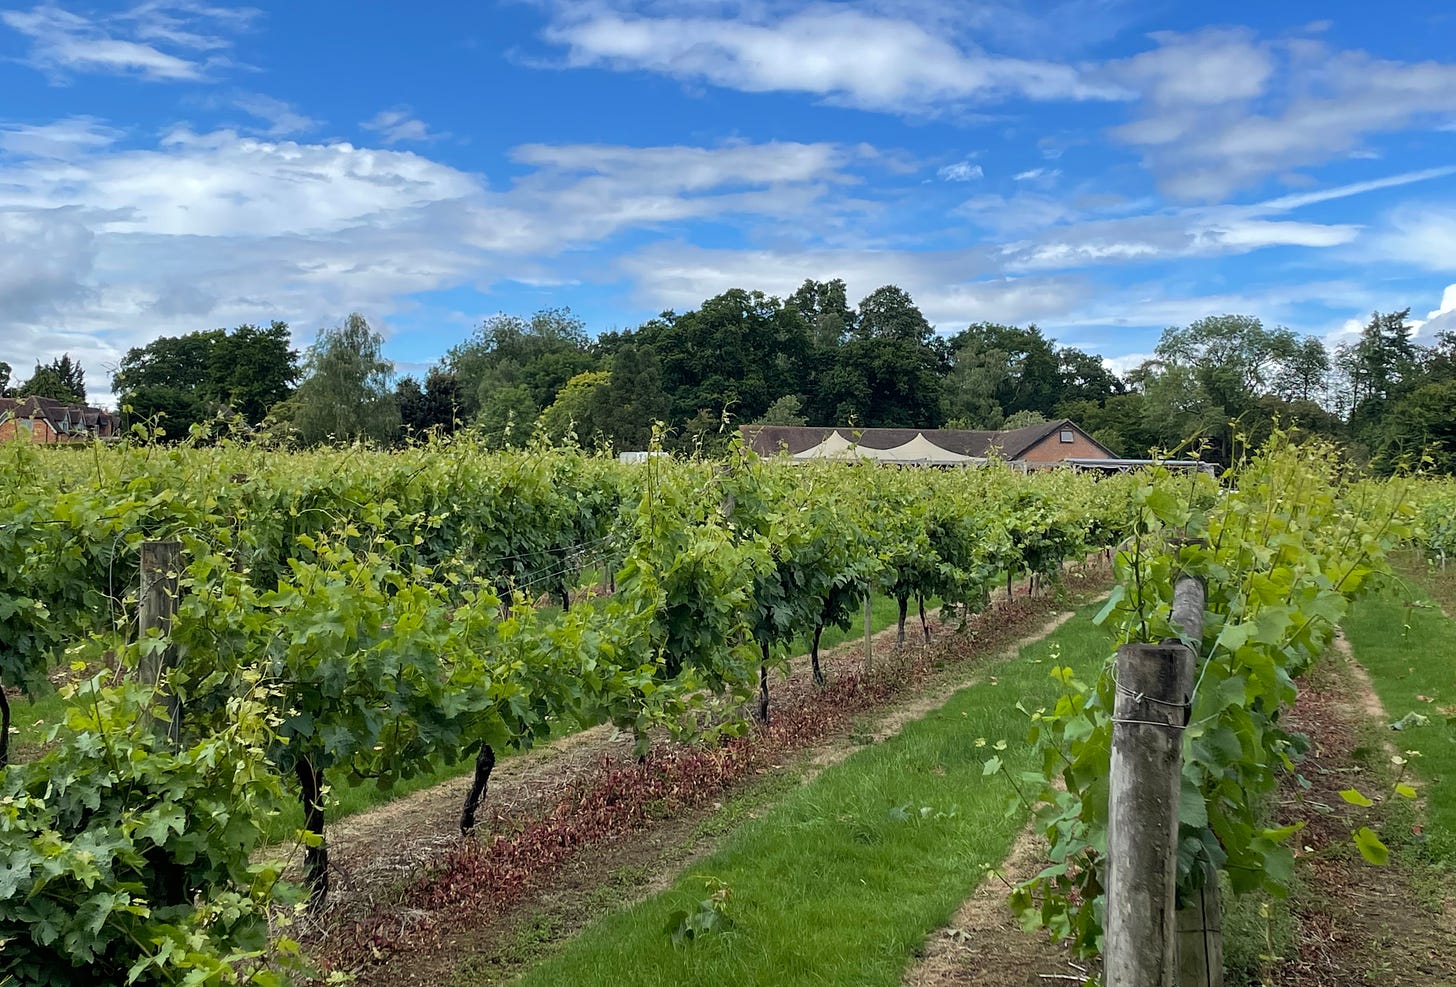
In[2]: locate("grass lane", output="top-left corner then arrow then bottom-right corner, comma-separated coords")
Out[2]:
1342,563 -> 1456,862
511,598 -> 1116,987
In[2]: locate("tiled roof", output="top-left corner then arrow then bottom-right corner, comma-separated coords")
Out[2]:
0,396 -> 117,435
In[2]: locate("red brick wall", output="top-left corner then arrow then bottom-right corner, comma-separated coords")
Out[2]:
1020,427 -> 1112,463
0,418 -> 58,442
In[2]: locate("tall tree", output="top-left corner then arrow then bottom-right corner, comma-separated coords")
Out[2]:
113,323 -> 298,431
591,343 -> 670,450
0,361 -> 12,397
292,314 -> 400,445
18,354 -> 86,403
447,307 -> 596,421
396,367 -> 461,437
819,286 -> 944,427
788,279 -> 855,350
854,285 -> 933,343
1270,336 -> 1331,404
645,289 -> 811,425
539,370 -> 611,445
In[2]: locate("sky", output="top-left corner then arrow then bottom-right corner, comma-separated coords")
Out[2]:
2,0 -> 1455,406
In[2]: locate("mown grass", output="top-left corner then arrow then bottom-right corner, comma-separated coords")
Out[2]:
1342,570 -> 1456,862
511,598 -> 1116,987
1343,563 -> 1456,863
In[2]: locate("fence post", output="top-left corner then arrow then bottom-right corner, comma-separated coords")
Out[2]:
1104,576 -> 1199,987
1167,577 -> 1222,987
138,540 -> 182,747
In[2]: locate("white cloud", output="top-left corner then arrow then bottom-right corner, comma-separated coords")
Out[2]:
1012,167 -> 1060,182
235,94 -> 319,137
0,1 -> 257,82
1410,283 -> 1456,339
361,108 -> 444,145
0,127 -> 878,395
1367,203 -> 1456,272
1112,31 -> 1456,199
540,3 -> 1125,114
1107,28 -> 1273,109
0,116 -> 120,157
937,160 -> 983,181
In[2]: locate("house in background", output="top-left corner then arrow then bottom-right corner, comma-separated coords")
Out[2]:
741,419 -> 1118,468
0,397 -> 119,444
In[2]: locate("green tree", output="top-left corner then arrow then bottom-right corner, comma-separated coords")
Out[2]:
854,285 -> 933,343
754,395 -> 808,426
788,279 -> 855,350
447,307 -> 596,420
591,343 -> 670,449
396,367 -> 461,437
18,354 -> 86,403
539,370 -> 610,444
819,286 -> 944,427
646,289 -> 811,426
292,314 -> 400,445
0,361 -> 12,397
1271,336 -> 1331,404
477,383 -> 538,448
113,323 -> 298,431
1003,409 -> 1049,429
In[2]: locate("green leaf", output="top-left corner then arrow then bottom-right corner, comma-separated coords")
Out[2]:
1352,827 -> 1389,865
1394,783 -> 1417,800
1338,788 -> 1374,807
136,804 -> 187,845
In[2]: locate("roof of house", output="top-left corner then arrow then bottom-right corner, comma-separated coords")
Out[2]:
741,419 -> 1113,461
0,396 -> 117,434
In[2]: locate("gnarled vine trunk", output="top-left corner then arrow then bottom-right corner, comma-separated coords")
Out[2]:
810,619 -> 826,687
459,742 -> 496,835
295,758 -> 328,910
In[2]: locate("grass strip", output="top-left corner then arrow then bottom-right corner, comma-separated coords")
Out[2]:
1341,566 -> 1456,863
511,599 -> 1115,987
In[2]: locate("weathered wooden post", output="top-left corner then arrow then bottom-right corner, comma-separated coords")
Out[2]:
1104,576 -> 1199,987
1166,577 -> 1222,987
138,540 -> 182,747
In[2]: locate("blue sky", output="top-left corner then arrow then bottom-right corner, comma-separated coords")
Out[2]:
2,0 -> 1455,404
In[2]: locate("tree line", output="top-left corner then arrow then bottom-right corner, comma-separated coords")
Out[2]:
11,279 -> 1447,471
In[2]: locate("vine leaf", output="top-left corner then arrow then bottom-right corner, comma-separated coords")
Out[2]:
1352,826 -> 1390,865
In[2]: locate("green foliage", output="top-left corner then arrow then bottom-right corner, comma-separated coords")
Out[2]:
0,432 -> 1145,978
665,876 -> 734,945
0,675 -> 298,986
17,353 -> 86,404
114,323 -> 300,433
292,313 -> 400,445
1009,433 -> 1414,954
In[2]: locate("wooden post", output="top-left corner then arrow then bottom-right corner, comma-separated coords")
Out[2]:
1177,868 -> 1224,987
863,593 -> 873,673
1104,576 -> 1200,987
138,540 -> 182,747
1167,576 -> 1222,987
